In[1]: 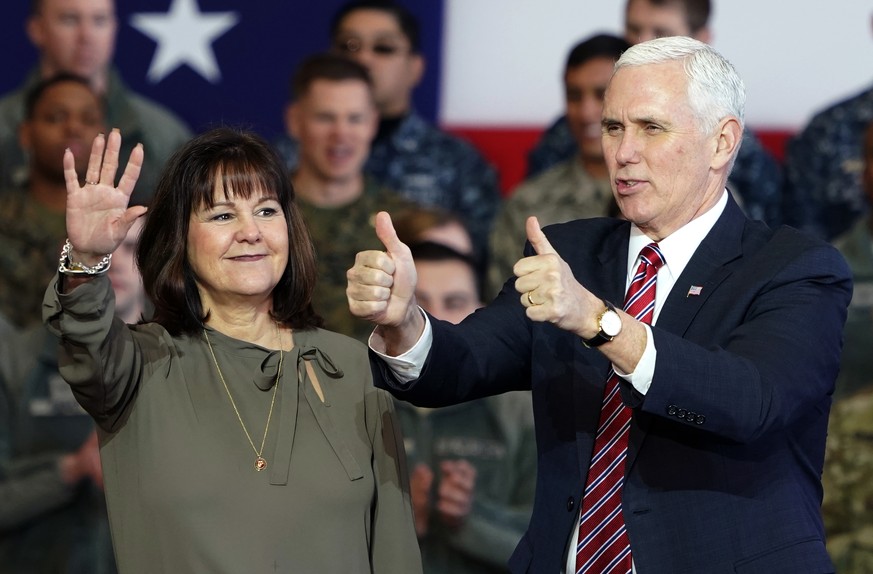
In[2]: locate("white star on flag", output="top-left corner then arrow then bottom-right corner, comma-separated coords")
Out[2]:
130,0 -> 239,84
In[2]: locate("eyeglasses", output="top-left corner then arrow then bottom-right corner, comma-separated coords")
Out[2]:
334,37 -> 407,57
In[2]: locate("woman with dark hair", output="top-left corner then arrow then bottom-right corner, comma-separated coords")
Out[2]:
42,127 -> 421,573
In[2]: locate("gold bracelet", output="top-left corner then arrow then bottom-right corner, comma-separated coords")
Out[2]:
58,239 -> 112,275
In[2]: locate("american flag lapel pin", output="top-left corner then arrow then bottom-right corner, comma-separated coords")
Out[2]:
687,285 -> 703,297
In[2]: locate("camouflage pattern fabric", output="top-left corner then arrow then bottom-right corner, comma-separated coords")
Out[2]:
822,386 -> 873,573
0,67 -> 191,206
783,86 -> 873,240
487,158 -> 613,297
832,219 -> 873,400
0,188 -> 66,328
274,111 -> 501,265
298,178 -> 414,343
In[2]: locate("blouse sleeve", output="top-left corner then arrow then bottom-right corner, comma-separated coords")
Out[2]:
42,275 -> 153,433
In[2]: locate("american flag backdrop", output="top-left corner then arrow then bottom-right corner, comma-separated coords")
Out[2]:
0,0 -> 443,141
2,1 -> 872,193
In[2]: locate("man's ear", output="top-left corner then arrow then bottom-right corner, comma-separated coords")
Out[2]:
19,121 -> 32,153
693,27 -> 712,45
408,53 -> 425,90
26,15 -> 45,50
366,104 -> 379,140
711,117 -> 742,171
284,102 -> 299,139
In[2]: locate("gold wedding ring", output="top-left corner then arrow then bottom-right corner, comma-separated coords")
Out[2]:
85,180 -> 99,185
527,291 -> 535,306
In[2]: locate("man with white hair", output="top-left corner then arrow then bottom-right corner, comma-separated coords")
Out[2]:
348,36 -> 850,573
527,0 -> 783,228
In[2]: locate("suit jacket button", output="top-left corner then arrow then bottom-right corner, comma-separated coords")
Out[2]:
696,415 -> 706,425
567,497 -> 576,512
677,408 -> 687,418
667,405 -> 677,415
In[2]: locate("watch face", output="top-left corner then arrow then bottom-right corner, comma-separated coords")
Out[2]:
601,310 -> 622,337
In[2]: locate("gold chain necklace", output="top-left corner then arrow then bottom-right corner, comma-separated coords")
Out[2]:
204,325 -> 282,472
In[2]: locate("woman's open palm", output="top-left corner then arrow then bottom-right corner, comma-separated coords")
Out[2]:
64,129 -> 147,257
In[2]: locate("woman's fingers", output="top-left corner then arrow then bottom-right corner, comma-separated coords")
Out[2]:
98,129 -> 121,186
63,148 -> 81,193
84,132 -> 105,185
117,143 -> 144,199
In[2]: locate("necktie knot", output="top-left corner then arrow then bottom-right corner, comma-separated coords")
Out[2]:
639,242 -> 665,271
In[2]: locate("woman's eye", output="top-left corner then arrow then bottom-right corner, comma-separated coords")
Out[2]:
257,206 -> 283,218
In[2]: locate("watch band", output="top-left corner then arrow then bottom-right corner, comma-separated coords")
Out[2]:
582,300 -> 618,348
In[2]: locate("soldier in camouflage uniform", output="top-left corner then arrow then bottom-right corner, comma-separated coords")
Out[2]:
822,387 -> 873,573
0,219 -> 145,574
820,120 -> 873,573
399,240 -> 536,574
784,86 -> 873,240
275,0 -> 500,267
0,74 -> 105,329
487,35 -> 627,298
299,187 -> 412,343
526,0 -> 783,228
0,0 -> 191,206
0,325 -> 117,574
831,120 -> 873,401
287,53 -> 414,343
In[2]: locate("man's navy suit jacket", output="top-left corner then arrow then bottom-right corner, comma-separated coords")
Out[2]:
373,196 -> 852,573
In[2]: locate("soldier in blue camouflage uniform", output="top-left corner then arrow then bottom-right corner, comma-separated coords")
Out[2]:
830,119 -> 873,401
783,86 -> 873,240
526,0 -> 783,227
819,119 -> 873,574
275,1 -> 500,267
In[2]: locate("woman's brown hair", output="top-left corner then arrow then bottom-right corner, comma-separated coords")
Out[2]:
137,127 -> 322,335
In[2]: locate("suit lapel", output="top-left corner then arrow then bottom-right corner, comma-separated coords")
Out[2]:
625,195 -> 747,473
655,195 -> 746,337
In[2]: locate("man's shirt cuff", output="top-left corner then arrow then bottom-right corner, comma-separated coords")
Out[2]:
368,308 -> 432,384
614,323 -> 655,394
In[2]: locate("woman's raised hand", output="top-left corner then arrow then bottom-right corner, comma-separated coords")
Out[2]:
64,129 -> 147,261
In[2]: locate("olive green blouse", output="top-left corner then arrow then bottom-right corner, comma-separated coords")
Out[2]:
43,275 -> 422,574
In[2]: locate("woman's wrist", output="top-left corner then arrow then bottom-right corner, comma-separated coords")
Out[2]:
58,239 -> 112,275
70,249 -> 107,266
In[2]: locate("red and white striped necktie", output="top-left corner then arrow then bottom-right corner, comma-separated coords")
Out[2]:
575,242 -> 665,574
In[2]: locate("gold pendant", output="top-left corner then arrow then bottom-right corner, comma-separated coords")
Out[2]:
255,456 -> 267,471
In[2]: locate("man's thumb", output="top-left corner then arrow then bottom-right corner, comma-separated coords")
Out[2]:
375,211 -> 406,254
526,216 -> 557,255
